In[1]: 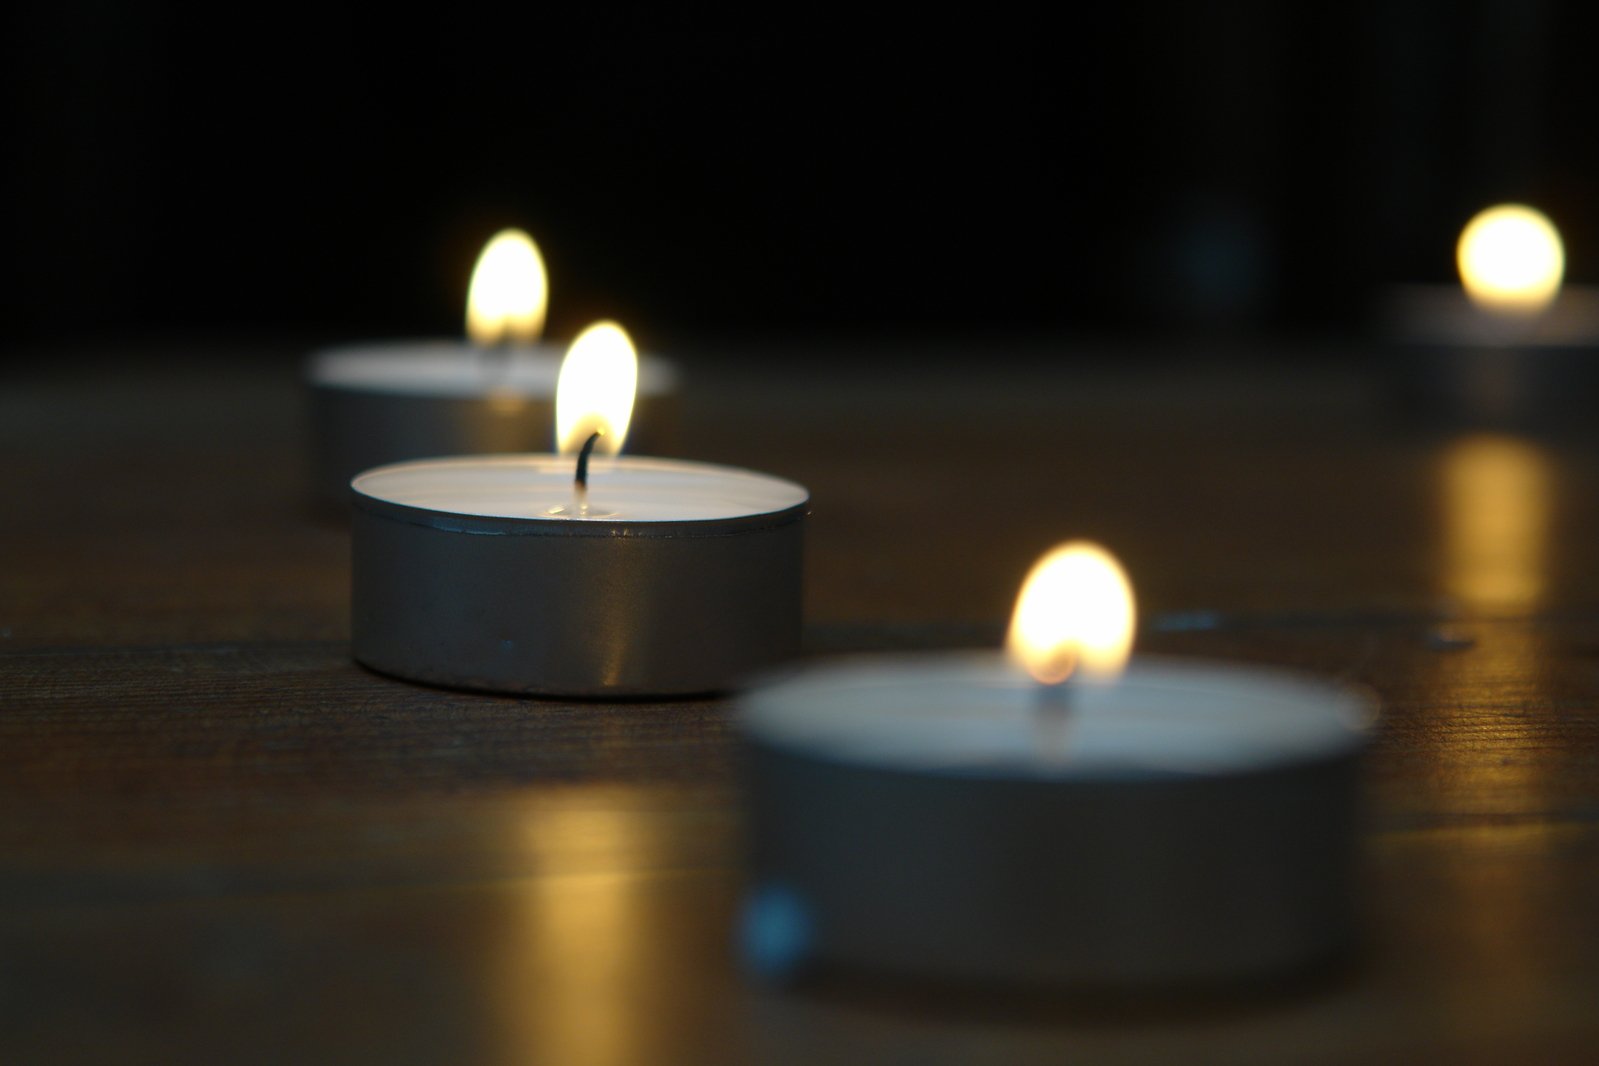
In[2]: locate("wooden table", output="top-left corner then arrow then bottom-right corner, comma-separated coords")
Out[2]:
6,342 -> 1599,1064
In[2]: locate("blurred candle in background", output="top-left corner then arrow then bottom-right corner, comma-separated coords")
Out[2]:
1387,203 -> 1599,429
1456,205 -> 1564,327
466,229 -> 549,349
305,228 -> 679,507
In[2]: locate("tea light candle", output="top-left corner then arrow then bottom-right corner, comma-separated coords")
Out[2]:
307,229 -> 679,504
740,544 -> 1372,987
350,326 -> 807,697
1387,204 -> 1599,427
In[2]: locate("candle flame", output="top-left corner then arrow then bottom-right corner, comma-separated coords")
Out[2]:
1457,205 -> 1564,317
556,321 -> 638,455
466,228 -> 548,345
1006,541 -> 1135,686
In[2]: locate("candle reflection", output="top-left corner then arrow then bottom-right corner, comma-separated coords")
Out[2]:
1424,430 -> 1557,814
1422,433 -> 1562,1009
492,796 -> 647,1066
484,787 -> 737,1066
1439,434 -> 1552,612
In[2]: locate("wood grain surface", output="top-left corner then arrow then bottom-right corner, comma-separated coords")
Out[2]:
5,343 -> 1599,1064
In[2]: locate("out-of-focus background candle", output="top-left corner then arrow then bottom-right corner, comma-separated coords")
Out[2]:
1388,202 -> 1599,427
466,229 -> 549,348
307,230 -> 678,503
1456,205 -> 1565,322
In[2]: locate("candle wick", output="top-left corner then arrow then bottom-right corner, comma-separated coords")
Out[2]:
1036,679 -> 1075,713
1035,677 -> 1075,760
478,329 -> 522,383
574,430 -> 603,492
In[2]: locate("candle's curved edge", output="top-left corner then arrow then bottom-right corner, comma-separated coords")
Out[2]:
738,651 -> 1374,780
352,650 -> 738,699
350,454 -> 810,536
355,496 -> 810,539
305,340 -> 681,397
746,732 -> 1363,790
1384,283 -> 1599,348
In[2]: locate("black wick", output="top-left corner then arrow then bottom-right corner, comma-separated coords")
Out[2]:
1034,665 -> 1076,758
1036,648 -> 1077,715
574,430 -> 603,490
479,330 -> 514,380
1037,677 -> 1075,713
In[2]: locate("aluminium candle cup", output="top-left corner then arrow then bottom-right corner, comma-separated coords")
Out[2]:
1384,284 -> 1599,430
739,653 -> 1373,988
307,341 -> 681,507
350,455 -> 808,698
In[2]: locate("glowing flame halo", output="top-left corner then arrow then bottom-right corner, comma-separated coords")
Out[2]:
1006,541 -> 1135,686
555,321 -> 638,456
1457,204 -> 1564,317
466,228 -> 548,345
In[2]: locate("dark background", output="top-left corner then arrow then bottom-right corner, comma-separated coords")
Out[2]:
4,2 -> 1594,355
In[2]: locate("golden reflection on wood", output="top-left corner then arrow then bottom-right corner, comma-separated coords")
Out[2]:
1417,627 -> 1557,1015
1439,434 -> 1552,612
1414,621 -> 1554,815
487,390 -> 530,417
1427,433 -> 1564,1015
495,790 -> 651,1066
1431,821 -> 1571,1034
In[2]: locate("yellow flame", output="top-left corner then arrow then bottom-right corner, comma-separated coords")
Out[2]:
1457,205 -> 1564,316
467,228 -> 548,345
555,321 -> 638,455
1006,541 -> 1135,685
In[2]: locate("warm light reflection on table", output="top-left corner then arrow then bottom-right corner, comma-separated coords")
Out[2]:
1439,434 -> 1552,612
1425,432 -> 1564,1016
481,786 -> 741,1066
491,789 -> 651,1066
1430,432 -> 1558,810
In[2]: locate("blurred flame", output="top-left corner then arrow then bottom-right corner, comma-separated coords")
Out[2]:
1457,205 -> 1564,317
555,321 -> 637,455
1006,541 -> 1135,685
467,229 -> 548,345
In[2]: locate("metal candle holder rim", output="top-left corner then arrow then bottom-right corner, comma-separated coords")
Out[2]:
307,343 -> 681,398
350,457 -> 811,539
747,733 -> 1366,788
740,653 -> 1377,782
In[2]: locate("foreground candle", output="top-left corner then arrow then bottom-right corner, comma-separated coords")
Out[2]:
740,543 -> 1372,987
350,325 -> 807,697
307,228 -> 678,503
351,456 -> 806,696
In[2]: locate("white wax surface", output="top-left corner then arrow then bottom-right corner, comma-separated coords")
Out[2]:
1385,284 -> 1599,347
353,454 -> 808,523
742,652 -> 1371,777
307,341 -> 679,397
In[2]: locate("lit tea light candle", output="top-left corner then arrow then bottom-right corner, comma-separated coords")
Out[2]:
1387,203 -> 1599,426
307,228 -> 679,504
1456,204 -> 1565,322
350,323 -> 806,697
740,543 -> 1372,987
